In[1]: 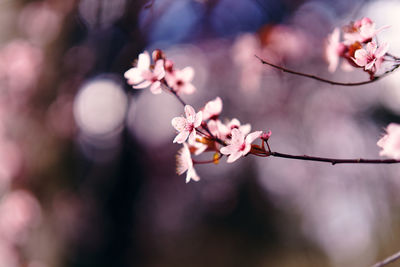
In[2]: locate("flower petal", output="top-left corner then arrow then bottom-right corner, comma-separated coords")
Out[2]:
181,83 -> 196,95
171,117 -> 186,131
124,67 -> 143,84
132,80 -> 152,89
180,66 -> 194,82
365,59 -> 376,70
366,42 -> 377,54
150,81 -> 162,94
154,59 -> 166,80
184,105 -> 196,120
245,131 -> 262,144
227,151 -> 242,163
230,128 -> 244,146
220,144 -> 238,155
194,111 -> 203,127
353,49 -> 368,66
137,51 -> 150,70
173,131 -> 189,144
375,42 -> 389,58
186,167 -> 200,183
188,130 -> 197,144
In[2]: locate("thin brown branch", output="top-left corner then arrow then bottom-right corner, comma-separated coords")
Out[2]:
372,250 -> 400,267
270,151 -> 400,165
255,55 -> 400,86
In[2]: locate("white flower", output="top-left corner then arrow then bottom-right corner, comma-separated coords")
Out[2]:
165,66 -> 196,95
124,51 -> 165,94
220,128 -> 262,163
202,97 -> 223,121
176,143 -> 200,183
171,105 -> 202,144
353,41 -> 388,72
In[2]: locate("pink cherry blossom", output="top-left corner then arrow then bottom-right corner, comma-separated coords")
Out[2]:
207,118 -> 250,141
227,118 -> 251,135
343,17 -> 389,44
188,136 -> 208,155
202,97 -> 223,121
353,41 -> 388,72
220,128 -> 262,163
171,105 -> 202,144
261,130 -> 272,141
325,28 -> 346,72
165,66 -> 196,95
207,119 -> 228,140
124,51 -> 165,94
377,123 -> 400,159
176,143 -> 200,183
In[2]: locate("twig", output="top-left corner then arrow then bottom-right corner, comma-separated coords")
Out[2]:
270,152 -> 400,165
255,55 -> 400,86
372,250 -> 400,267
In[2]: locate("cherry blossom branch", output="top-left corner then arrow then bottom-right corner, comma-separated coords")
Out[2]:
165,77 -> 400,166
255,55 -> 400,86
372,250 -> 400,267
168,86 -> 187,106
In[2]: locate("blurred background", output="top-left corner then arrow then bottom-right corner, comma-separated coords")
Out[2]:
1,0 -> 400,266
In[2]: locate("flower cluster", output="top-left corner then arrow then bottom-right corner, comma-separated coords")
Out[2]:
124,50 -> 269,183
124,50 -> 196,95
125,37 -> 400,183
171,97 -> 264,183
325,17 -> 389,76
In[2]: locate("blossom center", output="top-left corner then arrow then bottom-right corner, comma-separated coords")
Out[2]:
185,122 -> 194,132
239,143 -> 246,151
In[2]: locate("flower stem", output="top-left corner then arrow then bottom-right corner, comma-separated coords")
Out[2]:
255,55 -> 400,86
269,151 -> 400,165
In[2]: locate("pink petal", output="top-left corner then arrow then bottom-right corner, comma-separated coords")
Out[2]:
220,144 -> 238,155
164,72 -> 176,87
171,117 -> 186,131
184,105 -> 196,120
173,131 -> 189,144
137,51 -> 150,70
377,135 -> 388,148
227,151 -> 242,163
133,80 -> 152,89
375,42 -> 389,58
365,59 -> 376,70
153,59 -> 166,79
245,131 -> 262,144
186,167 -> 200,183
240,124 -> 251,135
180,66 -> 194,82
181,83 -> 196,94
124,68 -> 143,84
242,143 -> 252,155
150,81 -> 162,94
194,111 -> 202,127
230,128 -> 244,146
353,49 -> 368,66
188,130 -> 197,144
366,42 -> 377,54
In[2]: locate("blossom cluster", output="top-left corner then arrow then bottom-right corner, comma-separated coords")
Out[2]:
125,51 -> 267,183
325,17 -> 389,76
125,31 -> 400,183
124,50 -> 196,95
171,98 -> 264,183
